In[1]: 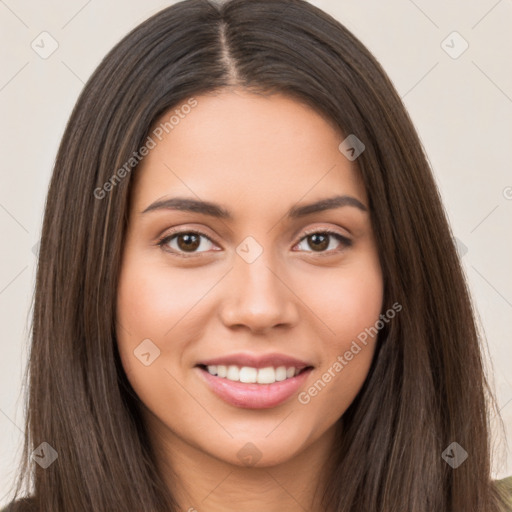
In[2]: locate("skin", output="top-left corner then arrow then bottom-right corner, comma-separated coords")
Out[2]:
116,87 -> 383,512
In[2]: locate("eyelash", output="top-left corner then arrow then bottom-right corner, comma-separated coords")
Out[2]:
157,227 -> 352,258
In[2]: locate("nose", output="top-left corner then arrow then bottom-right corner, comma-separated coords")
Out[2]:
218,252 -> 300,334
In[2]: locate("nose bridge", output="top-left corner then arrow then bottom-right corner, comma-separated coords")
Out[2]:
239,251 -> 280,299
219,237 -> 297,331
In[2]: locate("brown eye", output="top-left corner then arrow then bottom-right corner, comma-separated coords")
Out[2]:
306,233 -> 330,251
295,230 -> 352,254
176,233 -> 201,252
158,231 -> 217,256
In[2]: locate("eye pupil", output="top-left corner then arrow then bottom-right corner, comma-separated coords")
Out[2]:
177,233 -> 200,251
308,233 -> 329,251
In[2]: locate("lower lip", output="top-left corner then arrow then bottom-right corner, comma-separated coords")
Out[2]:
196,366 -> 313,409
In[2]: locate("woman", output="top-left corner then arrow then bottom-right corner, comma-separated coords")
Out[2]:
2,0 -> 511,510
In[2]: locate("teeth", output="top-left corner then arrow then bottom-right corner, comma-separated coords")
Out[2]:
226,366 -> 239,381
275,366 -> 287,381
205,365 -> 301,384
239,367 -> 257,383
257,367 -> 277,384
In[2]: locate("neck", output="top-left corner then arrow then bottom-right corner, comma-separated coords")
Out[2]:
145,411 -> 337,512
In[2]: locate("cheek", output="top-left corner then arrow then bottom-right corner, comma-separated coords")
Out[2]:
296,254 -> 383,415
115,253 -> 221,394
301,254 -> 383,348
116,256 -> 176,385
115,261 -> 186,419
116,257 -> 216,341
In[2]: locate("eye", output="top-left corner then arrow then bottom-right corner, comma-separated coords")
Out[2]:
157,230 -> 219,257
157,228 -> 352,258
294,229 -> 352,254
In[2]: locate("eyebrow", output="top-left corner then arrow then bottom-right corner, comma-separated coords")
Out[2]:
141,194 -> 368,219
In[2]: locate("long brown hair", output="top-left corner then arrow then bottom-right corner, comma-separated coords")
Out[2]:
6,0 -> 508,510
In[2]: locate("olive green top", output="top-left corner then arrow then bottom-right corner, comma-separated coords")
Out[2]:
2,477 -> 511,511
497,476 -> 512,510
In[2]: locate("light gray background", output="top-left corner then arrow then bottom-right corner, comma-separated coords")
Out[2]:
1,0 -> 511,504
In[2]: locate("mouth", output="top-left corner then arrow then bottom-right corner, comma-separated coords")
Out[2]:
195,363 -> 314,409
196,363 -> 312,384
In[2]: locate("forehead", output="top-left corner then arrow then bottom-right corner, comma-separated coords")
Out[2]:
131,89 -> 367,215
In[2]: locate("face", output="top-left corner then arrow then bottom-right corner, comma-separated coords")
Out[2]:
116,88 -> 383,470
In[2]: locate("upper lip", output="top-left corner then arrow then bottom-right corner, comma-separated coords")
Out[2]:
196,352 -> 313,370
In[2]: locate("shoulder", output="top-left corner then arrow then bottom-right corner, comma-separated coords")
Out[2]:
495,476 -> 512,509
0,497 -> 36,512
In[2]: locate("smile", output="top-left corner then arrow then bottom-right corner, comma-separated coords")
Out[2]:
196,364 -> 313,409
203,364 -> 304,383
